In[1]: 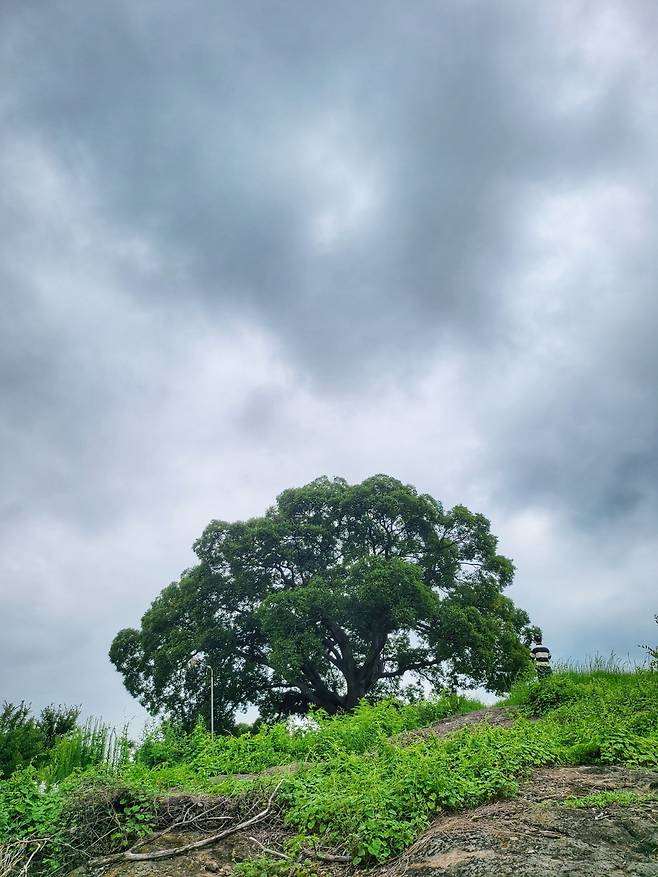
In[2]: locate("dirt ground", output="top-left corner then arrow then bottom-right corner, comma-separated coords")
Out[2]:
391,708 -> 516,745
93,825 -> 291,877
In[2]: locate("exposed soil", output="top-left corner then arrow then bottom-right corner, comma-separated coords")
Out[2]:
391,708 -> 516,745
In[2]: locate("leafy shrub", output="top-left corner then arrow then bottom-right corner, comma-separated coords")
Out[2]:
0,704 -> 45,779
523,677 -> 581,716
599,730 -> 658,767
36,706 -> 80,750
0,702 -> 102,781
136,720 -> 191,768
0,768 -> 67,873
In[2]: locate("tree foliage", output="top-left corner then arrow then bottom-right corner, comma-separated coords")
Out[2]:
0,702 -> 80,778
110,475 -> 539,727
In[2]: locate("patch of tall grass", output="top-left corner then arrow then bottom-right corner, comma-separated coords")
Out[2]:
502,654 -> 654,711
40,720 -> 130,785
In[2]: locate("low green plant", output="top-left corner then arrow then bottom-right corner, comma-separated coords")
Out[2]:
277,719 -> 560,863
561,790 -> 658,808
109,792 -> 156,847
234,855 -> 319,877
0,768 -> 67,873
136,693 -> 483,777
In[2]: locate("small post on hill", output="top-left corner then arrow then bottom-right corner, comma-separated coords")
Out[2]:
209,664 -> 214,737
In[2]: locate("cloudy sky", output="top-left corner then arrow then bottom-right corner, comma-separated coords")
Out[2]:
2,0 -> 657,730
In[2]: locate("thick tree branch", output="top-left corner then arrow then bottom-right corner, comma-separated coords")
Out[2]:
379,656 -> 444,678
360,631 -> 388,689
322,619 -> 356,679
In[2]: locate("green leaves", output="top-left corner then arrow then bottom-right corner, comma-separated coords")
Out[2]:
111,793 -> 156,847
0,767 -> 68,873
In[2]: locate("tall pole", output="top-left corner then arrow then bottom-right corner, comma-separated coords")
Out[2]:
209,665 -> 214,737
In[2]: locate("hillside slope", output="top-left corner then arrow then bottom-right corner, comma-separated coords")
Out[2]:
386,763 -> 658,876
4,671 -> 658,877
74,703 -> 658,877
84,744 -> 658,877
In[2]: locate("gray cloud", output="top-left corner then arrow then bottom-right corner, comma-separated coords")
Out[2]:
3,1 -> 648,378
1,0 -> 657,726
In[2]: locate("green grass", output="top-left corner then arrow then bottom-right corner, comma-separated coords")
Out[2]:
560,790 -> 658,809
502,665 -> 658,765
40,719 -> 130,785
2,667 -> 658,874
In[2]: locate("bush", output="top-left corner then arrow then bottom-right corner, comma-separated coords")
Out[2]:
523,677 -> 581,716
0,702 -> 89,780
0,704 -> 45,780
0,768 -> 67,873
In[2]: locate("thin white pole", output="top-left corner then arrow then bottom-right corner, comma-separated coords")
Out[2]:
209,666 -> 214,737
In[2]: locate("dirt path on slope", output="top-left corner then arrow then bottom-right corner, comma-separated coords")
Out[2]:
392,707 -> 516,744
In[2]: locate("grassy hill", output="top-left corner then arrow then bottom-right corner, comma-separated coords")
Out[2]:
1,664 -> 657,875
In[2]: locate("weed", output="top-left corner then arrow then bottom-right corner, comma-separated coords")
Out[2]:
234,855 -> 319,877
561,790 -> 658,808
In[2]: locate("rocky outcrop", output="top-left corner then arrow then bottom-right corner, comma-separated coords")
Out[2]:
386,765 -> 658,877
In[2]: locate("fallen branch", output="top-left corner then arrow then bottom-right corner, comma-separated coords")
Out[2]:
247,837 -> 289,860
0,838 -> 45,877
300,846 -> 351,863
89,784 -> 281,869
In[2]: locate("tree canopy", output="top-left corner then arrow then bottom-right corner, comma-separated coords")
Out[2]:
110,475 -> 539,729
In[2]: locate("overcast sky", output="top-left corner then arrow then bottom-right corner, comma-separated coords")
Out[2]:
2,0 -> 657,731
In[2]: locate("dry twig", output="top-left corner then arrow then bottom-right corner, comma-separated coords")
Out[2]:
0,839 -> 44,877
247,837 -> 289,860
300,846 -> 351,863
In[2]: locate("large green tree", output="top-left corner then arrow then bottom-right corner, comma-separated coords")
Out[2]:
110,475 -> 539,728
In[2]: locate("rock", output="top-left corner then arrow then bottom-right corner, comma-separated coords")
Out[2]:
385,765 -> 658,877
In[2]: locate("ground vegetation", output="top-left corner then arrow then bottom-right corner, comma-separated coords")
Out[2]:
1,663 -> 657,876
